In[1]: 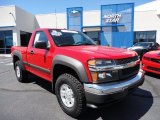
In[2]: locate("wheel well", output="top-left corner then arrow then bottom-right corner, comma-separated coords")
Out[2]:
53,64 -> 80,86
13,55 -> 20,69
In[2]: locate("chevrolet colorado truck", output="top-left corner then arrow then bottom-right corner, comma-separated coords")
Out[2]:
11,28 -> 145,118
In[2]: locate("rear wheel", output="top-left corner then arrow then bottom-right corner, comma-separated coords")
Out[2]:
55,73 -> 86,118
15,61 -> 28,82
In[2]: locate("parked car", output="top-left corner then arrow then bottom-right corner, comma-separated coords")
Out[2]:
128,42 -> 160,59
11,28 -> 144,118
142,50 -> 160,74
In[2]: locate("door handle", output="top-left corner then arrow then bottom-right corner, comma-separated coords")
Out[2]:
30,50 -> 34,55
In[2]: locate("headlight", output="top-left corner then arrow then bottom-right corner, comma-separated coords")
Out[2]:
88,59 -> 118,83
88,59 -> 113,66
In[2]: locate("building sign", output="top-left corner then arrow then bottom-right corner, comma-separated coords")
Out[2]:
67,7 -> 83,31
71,10 -> 80,14
103,14 -> 122,23
101,3 -> 134,48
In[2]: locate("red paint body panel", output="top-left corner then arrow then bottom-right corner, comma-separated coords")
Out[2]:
142,50 -> 160,74
11,28 -> 137,83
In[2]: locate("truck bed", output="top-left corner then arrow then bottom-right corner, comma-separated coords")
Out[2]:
11,46 -> 28,63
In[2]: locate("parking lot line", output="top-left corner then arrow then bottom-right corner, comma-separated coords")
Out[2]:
0,58 -> 12,65
0,58 -> 12,62
6,63 -> 13,66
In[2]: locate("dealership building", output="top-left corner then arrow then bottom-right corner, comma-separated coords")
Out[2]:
0,0 -> 160,54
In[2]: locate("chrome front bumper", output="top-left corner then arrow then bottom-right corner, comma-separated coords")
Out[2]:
84,71 -> 145,95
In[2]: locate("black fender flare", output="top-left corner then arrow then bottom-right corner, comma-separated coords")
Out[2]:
12,50 -> 24,69
52,55 -> 89,83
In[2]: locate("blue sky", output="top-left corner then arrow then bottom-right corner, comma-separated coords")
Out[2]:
0,0 -> 153,14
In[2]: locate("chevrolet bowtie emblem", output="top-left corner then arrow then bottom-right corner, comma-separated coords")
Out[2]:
127,62 -> 136,68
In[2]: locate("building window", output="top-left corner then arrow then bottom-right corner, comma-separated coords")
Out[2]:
0,30 -> 13,54
85,31 -> 100,44
134,31 -> 156,44
20,31 -> 31,47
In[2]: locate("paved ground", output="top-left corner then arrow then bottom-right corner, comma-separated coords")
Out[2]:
0,56 -> 160,120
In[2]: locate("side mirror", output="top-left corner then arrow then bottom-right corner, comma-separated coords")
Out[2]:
35,41 -> 47,49
47,42 -> 51,50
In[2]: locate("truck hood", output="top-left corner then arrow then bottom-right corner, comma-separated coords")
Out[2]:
59,46 -> 136,59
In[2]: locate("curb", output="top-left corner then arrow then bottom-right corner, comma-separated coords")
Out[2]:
0,54 -> 11,57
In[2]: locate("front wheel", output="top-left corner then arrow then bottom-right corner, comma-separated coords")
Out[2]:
55,73 -> 86,118
15,61 -> 28,82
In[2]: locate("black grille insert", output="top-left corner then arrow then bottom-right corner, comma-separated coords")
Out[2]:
118,64 -> 140,81
115,56 -> 139,65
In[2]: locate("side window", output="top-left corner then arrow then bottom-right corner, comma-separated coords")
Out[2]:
73,34 -> 82,43
33,31 -> 48,49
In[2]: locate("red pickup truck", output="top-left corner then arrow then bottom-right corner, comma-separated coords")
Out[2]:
11,28 -> 144,118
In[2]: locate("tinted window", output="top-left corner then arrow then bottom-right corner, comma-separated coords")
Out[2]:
134,31 -> 156,44
49,29 -> 96,46
0,30 -> 13,54
4,31 -> 13,47
0,32 -> 4,48
134,42 -> 152,47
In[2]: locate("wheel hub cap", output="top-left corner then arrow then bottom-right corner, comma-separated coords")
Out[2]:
16,66 -> 20,78
60,84 -> 75,108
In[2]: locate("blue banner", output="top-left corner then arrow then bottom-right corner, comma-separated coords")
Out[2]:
101,3 -> 134,48
67,7 -> 83,31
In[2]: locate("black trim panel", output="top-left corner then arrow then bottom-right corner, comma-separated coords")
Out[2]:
52,55 -> 89,83
24,62 -> 51,74
12,50 -> 23,69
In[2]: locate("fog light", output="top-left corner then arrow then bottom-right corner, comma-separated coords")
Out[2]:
98,72 -> 106,79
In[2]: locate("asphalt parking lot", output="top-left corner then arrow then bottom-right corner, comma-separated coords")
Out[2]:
0,56 -> 160,120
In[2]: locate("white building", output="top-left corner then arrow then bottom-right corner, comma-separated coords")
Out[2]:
0,5 -> 35,53
0,0 -> 160,53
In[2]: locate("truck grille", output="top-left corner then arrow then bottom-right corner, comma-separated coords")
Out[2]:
96,56 -> 140,83
118,64 -> 140,80
115,56 -> 139,65
114,56 -> 140,82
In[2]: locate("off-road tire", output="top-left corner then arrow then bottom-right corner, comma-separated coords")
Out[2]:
55,73 -> 86,118
15,60 -> 28,82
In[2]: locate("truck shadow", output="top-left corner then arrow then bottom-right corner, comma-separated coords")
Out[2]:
27,75 -> 153,120
27,74 -> 53,93
78,88 -> 153,120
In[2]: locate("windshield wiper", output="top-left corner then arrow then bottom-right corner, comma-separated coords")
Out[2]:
57,44 -> 75,47
75,43 -> 96,46
58,43 -> 97,47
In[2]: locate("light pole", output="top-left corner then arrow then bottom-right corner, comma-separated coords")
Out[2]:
8,12 -> 16,52
9,12 -> 16,24
54,9 -> 57,28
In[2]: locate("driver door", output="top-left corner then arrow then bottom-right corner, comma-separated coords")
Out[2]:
27,31 -> 52,81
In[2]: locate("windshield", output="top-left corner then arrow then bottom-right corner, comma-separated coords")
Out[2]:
49,29 -> 97,46
134,42 -> 152,47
